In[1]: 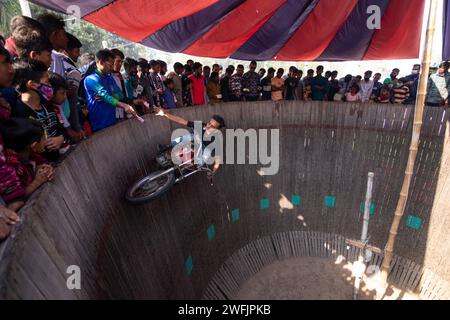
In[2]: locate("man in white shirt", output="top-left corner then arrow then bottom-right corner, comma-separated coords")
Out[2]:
360,70 -> 374,103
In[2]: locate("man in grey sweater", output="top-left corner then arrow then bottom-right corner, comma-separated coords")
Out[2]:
426,61 -> 450,107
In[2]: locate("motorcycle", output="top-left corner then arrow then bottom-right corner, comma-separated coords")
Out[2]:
125,132 -> 213,204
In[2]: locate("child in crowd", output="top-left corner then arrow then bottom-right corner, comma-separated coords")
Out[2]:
207,72 -> 222,104
304,84 -> 312,101
48,73 -> 77,151
182,77 -> 193,107
11,59 -> 68,162
162,79 -> 177,109
392,78 -> 410,104
0,117 -> 53,204
377,85 -> 392,104
345,84 -> 362,102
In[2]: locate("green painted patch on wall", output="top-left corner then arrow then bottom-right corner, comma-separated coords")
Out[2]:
406,215 -> 422,230
231,209 -> 240,222
292,195 -> 301,206
360,202 -> 375,216
185,256 -> 193,275
207,224 -> 216,240
260,198 -> 270,209
324,196 -> 336,207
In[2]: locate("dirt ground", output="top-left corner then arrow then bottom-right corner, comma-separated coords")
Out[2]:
234,257 -> 420,300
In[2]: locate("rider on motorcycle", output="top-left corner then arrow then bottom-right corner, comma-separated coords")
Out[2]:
154,107 -> 226,176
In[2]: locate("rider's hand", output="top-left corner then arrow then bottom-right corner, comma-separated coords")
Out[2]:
154,107 -> 166,117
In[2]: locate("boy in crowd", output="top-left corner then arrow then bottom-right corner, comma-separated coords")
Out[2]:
48,72 -> 80,149
284,68 -> 299,101
302,69 -> 314,88
271,68 -> 285,102
345,84 -> 362,102
311,65 -> 328,101
12,59 -> 68,162
149,60 -> 165,106
360,71 -> 374,103
37,14 -> 68,78
121,57 -> 140,112
392,78 -> 410,104
159,60 -> 168,82
212,64 -> 220,74
207,72 -> 222,104
384,68 -> 400,88
371,73 -> 383,101
242,61 -> 260,102
203,66 -> 211,86
181,64 -> 193,107
295,69 -> 304,101
0,117 -> 53,206
259,68 -> 266,79
84,49 -> 137,132
229,64 -> 244,102
162,79 -> 177,109
109,48 -> 127,120
59,33 -> 83,140
327,71 -> 340,101
15,33 -> 53,68
136,59 -> 154,113
261,67 -> 275,101
426,61 -> 450,107
376,85 -> 392,104
219,67 -> 233,102
189,62 -> 206,106
5,15 -> 45,59
167,62 -> 184,108
404,64 -> 421,104
0,46 -> 15,118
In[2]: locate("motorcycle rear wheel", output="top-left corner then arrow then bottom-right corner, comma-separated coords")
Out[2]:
125,170 -> 176,204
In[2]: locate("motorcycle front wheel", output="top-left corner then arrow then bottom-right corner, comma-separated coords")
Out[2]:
125,170 -> 176,204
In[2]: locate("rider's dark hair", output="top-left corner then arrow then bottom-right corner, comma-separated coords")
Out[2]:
212,115 -> 226,129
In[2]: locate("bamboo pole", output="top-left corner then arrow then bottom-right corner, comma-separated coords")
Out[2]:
380,0 -> 439,290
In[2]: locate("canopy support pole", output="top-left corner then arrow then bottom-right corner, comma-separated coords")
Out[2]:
380,0 -> 439,295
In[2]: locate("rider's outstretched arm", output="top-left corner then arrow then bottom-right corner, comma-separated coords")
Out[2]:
155,107 -> 188,126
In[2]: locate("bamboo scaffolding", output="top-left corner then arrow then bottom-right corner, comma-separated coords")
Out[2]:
380,0 -> 439,290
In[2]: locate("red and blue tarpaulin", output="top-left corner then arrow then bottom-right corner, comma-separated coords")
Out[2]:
30,0 -> 428,61
444,0 -> 450,60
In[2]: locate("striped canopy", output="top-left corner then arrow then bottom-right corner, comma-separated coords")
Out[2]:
444,0 -> 450,60
30,0 -> 427,61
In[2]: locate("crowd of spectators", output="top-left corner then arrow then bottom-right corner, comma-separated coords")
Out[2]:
1,14 -> 450,241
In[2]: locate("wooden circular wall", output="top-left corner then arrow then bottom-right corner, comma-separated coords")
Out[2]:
0,101 -> 449,299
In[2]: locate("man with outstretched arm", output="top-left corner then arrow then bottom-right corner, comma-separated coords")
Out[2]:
84,49 -> 140,132
154,107 -> 226,176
